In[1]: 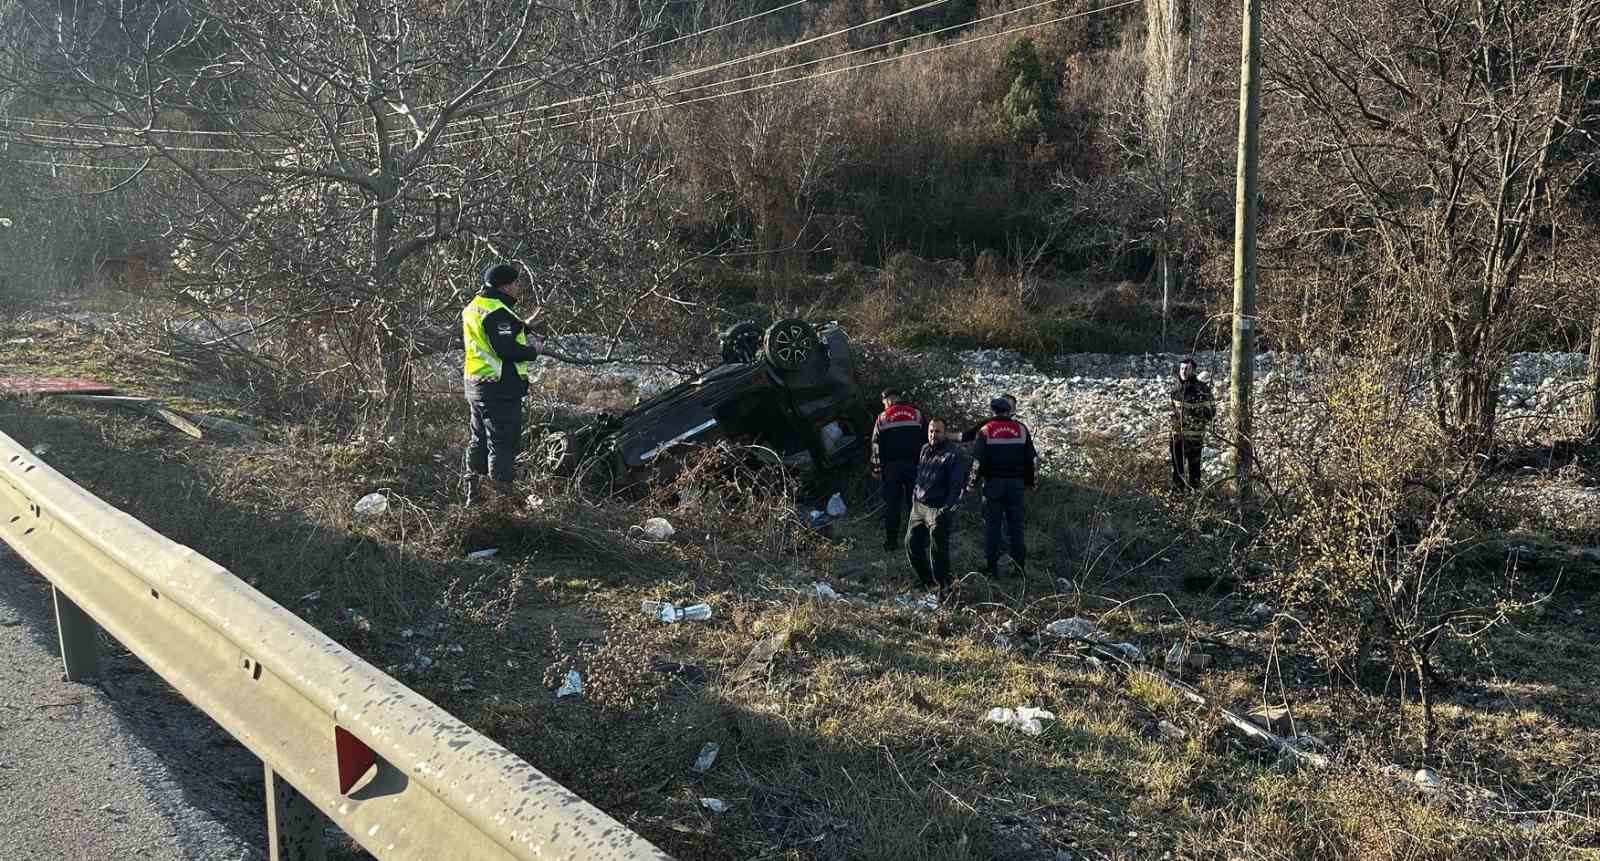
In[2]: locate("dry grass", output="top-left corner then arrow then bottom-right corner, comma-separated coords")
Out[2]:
2,318 -> 1596,860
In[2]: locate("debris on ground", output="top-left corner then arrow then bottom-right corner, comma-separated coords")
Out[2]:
730,631 -> 789,685
982,706 -> 1056,736
346,609 -> 372,632
1246,705 -> 1293,737
466,548 -> 498,560
699,798 -> 728,815
352,492 -> 389,518
1247,602 -> 1275,621
1413,767 -> 1443,792
642,600 -> 713,623
811,582 -> 841,603
649,660 -> 708,685
555,670 -> 583,698
825,492 -> 847,517
1043,618 -> 1104,640
893,593 -> 940,613
693,741 -> 719,772
299,590 -> 321,603
1107,642 -> 1144,662
1157,720 -> 1187,743
453,678 -> 477,693
633,517 -> 675,540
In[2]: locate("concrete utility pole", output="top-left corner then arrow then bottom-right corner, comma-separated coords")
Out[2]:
1229,0 -> 1261,504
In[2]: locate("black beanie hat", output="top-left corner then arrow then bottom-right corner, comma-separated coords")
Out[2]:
481,263 -> 519,287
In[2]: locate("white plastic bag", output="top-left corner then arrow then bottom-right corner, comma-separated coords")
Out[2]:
825,493 -> 847,517
638,517 -> 675,540
353,492 -> 389,518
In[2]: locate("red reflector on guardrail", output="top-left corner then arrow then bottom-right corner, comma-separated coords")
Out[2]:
335,726 -> 377,794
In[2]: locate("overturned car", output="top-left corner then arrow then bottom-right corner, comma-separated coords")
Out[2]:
541,319 -> 869,490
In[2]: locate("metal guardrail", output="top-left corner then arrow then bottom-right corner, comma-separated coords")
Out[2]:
0,429 -> 670,861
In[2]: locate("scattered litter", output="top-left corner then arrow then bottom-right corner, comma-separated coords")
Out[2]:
730,631 -> 789,684
993,634 -> 1013,649
1413,767 -> 1442,792
29,443 -> 49,456
636,517 -> 675,540
555,670 -> 583,698
1184,652 -> 1215,671
650,660 -> 709,685
693,741 -> 719,772
400,627 -> 415,639
1247,602 -> 1274,621
1108,642 -> 1144,663
894,593 -> 940,613
1043,618 -> 1103,640
1157,720 -> 1187,742
524,494 -> 545,510
466,548 -> 499,560
446,644 -> 465,654
983,706 -> 1056,736
825,492 -> 847,517
699,798 -> 728,814
811,582 -> 841,602
453,678 -> 477,693
643,600 -> 713,623
1164,641 -> 1188,671
299,590 -> 322,603
347,609 -> 372,632
352,492 -> 389,518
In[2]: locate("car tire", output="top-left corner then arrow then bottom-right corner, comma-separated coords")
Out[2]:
763,318 -> 818,371
720,321 -> 765,365
541,431 -> 580,477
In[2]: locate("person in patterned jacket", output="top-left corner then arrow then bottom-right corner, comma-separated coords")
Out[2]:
1168,357 -> 1216,491
971,396 -> 1037,578
871,389 -> 926,551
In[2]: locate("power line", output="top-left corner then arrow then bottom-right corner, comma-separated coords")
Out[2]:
487,0 -> 1092,136
544,0 -> 1143,132
424,0 -> 951,148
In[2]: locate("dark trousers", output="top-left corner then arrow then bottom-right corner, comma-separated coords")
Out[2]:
466,398 -> 523,482
905,500 -> 954,591
1170,436 -> 1202,489
982,477 -> 1026,572
880,461 -> 916,547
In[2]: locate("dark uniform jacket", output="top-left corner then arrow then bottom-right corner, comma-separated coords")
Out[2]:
465,286 -> 543,402
1169,379 -> 1216,441
914,440 -> 969,508
871,401 -> 925,467
973,417 -> 1038,486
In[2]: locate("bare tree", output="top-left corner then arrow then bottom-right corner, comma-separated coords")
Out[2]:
0,0 -> 693,428
1265,0 -> 1600,453
1065,0 -> 1231,345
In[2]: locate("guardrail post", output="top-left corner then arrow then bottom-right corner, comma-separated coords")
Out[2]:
266,766 -> 327,861
52,585 -> 101,681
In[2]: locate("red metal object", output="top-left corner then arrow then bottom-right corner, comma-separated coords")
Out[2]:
0,375 -> 118,396
334,725 -> 378,794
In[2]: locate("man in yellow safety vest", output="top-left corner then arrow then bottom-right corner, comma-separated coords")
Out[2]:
462,262 -> 544,504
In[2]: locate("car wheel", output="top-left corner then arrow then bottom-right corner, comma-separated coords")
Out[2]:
720,321 -> 765,365
763,318 -> 818,371
541,431 -> 580,476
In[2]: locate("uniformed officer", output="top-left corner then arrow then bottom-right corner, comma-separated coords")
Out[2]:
461,262 -> 544,504
871,388 -> 925,551
971,396 -> 1037,578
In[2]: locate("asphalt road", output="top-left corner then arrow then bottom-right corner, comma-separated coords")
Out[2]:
0,547 -> 264,861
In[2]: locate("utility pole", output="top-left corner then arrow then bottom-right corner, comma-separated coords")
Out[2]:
1229,0 -> 1261,505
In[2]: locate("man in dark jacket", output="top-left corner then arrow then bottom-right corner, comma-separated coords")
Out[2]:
905,419 -> 969,603
1168,357 -> 1215,491
972,396 -> 1037,578
952,393 -> 1017,443
871,389 -> 925,551
462,262 -> 544,504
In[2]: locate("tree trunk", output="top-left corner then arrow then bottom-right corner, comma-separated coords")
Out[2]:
1453,356 -> 1500,455
1159,250 -> 1171,352
1587,312 -> 1600,441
